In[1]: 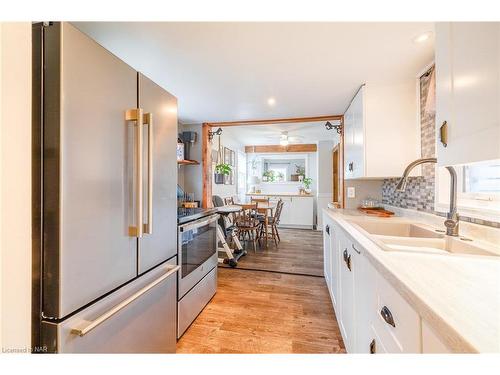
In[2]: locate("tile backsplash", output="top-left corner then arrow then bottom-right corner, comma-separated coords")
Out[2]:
381,67 -> 499,229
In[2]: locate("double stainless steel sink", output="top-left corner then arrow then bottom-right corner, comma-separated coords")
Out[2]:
346,219 -> 500,257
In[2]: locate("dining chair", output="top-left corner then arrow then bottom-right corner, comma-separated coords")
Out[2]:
258,198 -> 284,247
235,203 -> 261,252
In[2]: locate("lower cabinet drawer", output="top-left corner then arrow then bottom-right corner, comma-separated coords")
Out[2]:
43,259 -> 178,353
178,266 -> 217,338
373,272 -> 421,353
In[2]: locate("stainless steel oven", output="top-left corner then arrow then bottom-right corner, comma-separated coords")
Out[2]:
177,213 -> 219,298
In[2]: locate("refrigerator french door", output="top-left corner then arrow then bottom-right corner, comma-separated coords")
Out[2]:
33,22 -> 178,353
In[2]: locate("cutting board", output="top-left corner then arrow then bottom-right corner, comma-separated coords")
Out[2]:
358,207 -> 395,218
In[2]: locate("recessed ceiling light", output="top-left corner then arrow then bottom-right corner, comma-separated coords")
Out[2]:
413,31 -> 433,44
267,97 -> 276,107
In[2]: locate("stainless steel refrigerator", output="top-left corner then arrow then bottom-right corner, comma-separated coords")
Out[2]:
32,22 -> 179,353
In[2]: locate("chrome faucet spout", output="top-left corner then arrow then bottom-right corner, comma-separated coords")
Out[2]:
395,158 -> 459,237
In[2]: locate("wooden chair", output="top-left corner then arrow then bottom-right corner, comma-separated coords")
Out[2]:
235,203 -> 262,252
259,199 -> 284,246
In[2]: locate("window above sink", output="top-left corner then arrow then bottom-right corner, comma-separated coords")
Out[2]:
436,159 -> 500,222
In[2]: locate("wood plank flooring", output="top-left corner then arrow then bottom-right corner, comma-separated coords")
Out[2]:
219,228 -> 325,276
176,271 -> 345,353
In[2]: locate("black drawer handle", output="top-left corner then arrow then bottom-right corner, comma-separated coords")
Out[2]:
369,339 -> 376,354
343,249 -> 351,271
380,306 -> 396,327
326,224 -> 330,235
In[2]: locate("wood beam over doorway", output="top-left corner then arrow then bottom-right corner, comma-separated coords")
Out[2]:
245,144 -> 318,153
201,114 -> 343,209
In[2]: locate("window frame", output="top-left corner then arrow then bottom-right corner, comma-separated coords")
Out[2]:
435,163 -> 500,222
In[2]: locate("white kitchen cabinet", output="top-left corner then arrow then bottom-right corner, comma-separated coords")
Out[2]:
435,22 -> 500,166
277,196 -> 314,229
290,197 -> 314,228
373,271 -> 421,353
248,195 -> 314,228
323,214 -> 424,353
328,223 -> 341,311
343,83 -> 420,179
353,243 -> 377,353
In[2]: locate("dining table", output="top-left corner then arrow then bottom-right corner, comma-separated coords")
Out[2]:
233,200 -> 276,249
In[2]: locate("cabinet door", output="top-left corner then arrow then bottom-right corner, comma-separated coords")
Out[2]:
351,87 -> 365,178
290,197 -> 313,226
353,245 -> 377,353
436,22 -> 500,166
338,231 -> 355,352
329,223 -> 340,310
344,87 -> 365,179
323,218 -> 332,293
278,197 -> 292,225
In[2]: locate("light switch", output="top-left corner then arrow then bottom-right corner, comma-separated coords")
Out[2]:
347,187 -> 356,198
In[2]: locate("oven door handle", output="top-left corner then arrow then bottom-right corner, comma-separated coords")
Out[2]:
179,214 -> 219,232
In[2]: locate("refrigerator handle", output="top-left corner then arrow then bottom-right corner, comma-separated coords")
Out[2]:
70,265 -> 180,337
126,108 -> 144,238
143,112 -> 153,235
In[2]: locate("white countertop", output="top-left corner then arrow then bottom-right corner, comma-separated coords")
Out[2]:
246,192 -> 314,197
324,208 -> 500,353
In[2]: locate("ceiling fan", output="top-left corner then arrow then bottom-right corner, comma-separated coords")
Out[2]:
270,131 -> 303,146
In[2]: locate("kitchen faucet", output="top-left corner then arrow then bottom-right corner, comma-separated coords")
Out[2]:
395,157 -> 459,237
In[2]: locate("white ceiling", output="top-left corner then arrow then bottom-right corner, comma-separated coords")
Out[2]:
220,121 -> 340,146
74,22 -> 434,124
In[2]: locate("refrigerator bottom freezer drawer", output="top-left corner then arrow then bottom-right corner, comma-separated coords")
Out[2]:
42,258 -> 178,353
177,266 -> 217,338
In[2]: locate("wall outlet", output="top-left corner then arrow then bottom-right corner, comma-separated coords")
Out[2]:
347,187 -> 356,198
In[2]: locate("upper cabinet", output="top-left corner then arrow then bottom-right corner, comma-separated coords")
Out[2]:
435,22 -> 500,166
343,83 -> 420,179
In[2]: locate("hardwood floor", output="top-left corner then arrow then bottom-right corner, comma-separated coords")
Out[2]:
220,228 -> 324,276
177,227 -> 345,353
176,267 -> 345,353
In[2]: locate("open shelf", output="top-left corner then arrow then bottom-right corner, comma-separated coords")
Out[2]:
177,159 -> 199,165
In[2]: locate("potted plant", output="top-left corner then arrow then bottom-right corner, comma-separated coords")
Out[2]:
214,163 -> 232,184
262,170 -> 275,183
303,177 -> 313,194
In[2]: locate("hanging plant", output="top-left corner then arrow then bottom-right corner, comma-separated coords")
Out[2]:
214,134 -> 230,184
215,163 -> 232,176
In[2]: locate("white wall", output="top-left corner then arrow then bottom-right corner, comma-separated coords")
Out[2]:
211,131 -> 244,200
0,22 -> 32,352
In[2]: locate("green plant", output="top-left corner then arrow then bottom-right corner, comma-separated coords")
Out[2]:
215,163 -> 232,176
303,177 -> 313,190
262,170 -> 276,182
